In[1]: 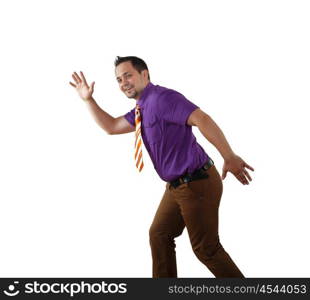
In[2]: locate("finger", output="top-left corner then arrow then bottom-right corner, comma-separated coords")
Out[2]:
222,169 -> 227,180
244,169 -> 252,181
237,173 -> 248,185
80,71 -> 88,85
72,73 -> 80,84
245,163 -> 254,171
69,81 -> 76,88
237,175 -> 245,184
73,71 -> 82,83
236,174 -> 244,184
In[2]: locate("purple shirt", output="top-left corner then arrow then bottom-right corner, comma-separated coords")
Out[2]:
124,82 -> 209,182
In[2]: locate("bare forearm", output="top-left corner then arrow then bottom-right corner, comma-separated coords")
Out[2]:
198,115 -> 235,161
84,97 -> 115,134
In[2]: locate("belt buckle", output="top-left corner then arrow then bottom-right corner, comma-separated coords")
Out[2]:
202,164 -> 208,171
203,158 -> 213,170
178,174 -> 190,186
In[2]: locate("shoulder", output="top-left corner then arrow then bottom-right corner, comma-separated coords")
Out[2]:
153,85 -> 185,106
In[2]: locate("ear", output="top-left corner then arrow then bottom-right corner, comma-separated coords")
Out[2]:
142,69 -> 149,80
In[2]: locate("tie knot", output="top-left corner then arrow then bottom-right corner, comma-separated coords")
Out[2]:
135,104 -> 141,117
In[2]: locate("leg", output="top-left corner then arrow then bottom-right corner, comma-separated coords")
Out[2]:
172,165 -> 244,277
149,184 -> 185,277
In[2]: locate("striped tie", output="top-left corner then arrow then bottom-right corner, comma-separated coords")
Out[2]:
134,104 -> 144,172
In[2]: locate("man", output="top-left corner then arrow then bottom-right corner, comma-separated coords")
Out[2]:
69,56 -> 254,278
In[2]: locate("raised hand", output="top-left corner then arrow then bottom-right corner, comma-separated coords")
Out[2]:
69,71 -> 95,101
222,154 -> 254,185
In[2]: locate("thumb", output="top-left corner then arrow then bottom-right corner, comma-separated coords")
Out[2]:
222,169 -> 227,180
90,81 -> 95,92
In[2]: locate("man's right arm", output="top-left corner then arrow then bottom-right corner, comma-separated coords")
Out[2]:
69,71 -> 135,135
85,97 -> 135,135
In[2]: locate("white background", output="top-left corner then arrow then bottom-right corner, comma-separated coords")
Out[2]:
0,0 -> 309,277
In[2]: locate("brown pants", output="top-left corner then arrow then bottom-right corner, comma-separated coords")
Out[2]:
149,164 -> 244,278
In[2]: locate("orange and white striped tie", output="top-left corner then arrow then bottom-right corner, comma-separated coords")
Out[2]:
134,104 -> 144,172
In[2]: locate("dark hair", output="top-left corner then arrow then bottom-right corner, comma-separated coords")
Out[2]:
114,56 -> 150,80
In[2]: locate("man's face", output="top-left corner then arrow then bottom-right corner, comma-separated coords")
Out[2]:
115,61 -> 149,100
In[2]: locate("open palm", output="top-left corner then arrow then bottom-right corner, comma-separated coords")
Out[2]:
222,154 -> 254,185
69,71 -> 95,101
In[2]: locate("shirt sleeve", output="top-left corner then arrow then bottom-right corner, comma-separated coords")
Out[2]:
123,107 -> 136,127
157,90 -> 199,125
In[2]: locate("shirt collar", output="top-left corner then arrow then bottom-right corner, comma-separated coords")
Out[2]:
137,82 -> 154,106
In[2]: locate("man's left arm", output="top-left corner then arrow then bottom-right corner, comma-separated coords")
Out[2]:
187,108 -> 254,185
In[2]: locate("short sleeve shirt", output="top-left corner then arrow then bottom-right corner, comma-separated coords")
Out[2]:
124,82 -> 209,182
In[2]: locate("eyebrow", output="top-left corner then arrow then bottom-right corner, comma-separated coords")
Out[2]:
116,72 -> 130,80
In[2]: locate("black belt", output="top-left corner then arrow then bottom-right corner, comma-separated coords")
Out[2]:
169,158 -> 214,189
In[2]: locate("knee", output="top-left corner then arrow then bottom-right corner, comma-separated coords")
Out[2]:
149,225 -> 164,242
192,238 -> 223,259
149,222 -> 183,246
149,225 -> 173,246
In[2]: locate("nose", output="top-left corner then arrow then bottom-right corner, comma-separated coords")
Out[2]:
121,79 -> 130,90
